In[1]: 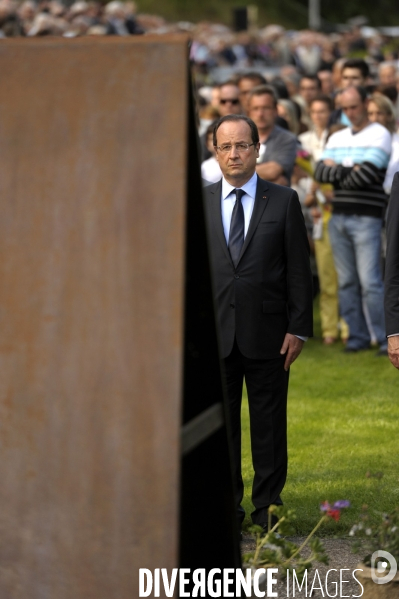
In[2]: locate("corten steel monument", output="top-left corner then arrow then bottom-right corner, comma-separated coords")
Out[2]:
0,37 -> 239,598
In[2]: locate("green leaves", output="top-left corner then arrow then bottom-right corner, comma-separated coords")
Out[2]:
350,505 -> 399,565
243,504 -> 333,579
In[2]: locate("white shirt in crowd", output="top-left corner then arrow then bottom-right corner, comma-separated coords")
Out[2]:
201,156 -> 223,184
384,132 -> 399,194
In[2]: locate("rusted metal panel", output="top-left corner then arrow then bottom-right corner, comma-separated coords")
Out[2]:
0,36 -> 188,598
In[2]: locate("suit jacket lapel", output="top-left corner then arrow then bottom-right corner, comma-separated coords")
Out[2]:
208,179 -> 233,264
236,176 -> 269,265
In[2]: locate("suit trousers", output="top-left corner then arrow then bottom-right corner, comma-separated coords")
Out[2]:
223,338 -> 289,526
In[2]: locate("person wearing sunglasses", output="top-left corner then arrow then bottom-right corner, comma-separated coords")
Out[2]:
218,81 -> 242,117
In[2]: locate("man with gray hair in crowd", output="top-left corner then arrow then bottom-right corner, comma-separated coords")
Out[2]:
105,0 -> 143,35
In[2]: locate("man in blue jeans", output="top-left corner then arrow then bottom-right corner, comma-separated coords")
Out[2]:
315,86 -> 391,355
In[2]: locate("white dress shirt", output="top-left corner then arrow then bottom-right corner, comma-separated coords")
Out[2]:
221,172 -> 257,243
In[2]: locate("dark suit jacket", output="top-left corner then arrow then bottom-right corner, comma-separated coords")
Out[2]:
385,171 -> 399,335
204,175 -> 313,360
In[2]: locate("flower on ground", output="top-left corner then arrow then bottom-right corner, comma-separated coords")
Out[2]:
333,500 -> 350,509
320,500 -> 350,521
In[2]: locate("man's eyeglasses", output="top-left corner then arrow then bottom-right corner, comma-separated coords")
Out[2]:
215,143 -> 255,153
220,98 -> 240,105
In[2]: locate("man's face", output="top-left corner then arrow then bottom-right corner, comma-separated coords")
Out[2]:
215,120 -> 259,185
309,101 -> 331,130
218,84 -> 241,116
341,67 -> 366,88
238,78 -> 262,113
299,78 -> 320,104
379,66 -> 397,87
318,71 -> 334,95
248,93 -> 277,133
340,89 -> 368,130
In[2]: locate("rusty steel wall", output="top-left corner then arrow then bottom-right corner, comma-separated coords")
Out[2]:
0,37 -> 188,598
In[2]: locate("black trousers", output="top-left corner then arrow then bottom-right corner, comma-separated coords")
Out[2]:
223,338 -> 289,525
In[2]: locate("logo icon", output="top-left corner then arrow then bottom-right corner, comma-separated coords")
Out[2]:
371,550 -> 397,584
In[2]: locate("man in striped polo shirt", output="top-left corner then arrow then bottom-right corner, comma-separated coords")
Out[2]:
315,86 -> 391,355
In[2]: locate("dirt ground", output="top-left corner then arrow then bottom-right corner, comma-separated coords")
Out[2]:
241,534 -> 364,598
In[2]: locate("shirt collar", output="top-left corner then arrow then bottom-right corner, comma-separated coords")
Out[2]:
222,171 -> 258,201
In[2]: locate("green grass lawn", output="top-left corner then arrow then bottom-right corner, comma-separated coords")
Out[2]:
241,299 -> 399,536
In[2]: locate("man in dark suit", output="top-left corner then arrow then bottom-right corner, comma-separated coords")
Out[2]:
203,114 -> 313,531
385,172 -> 399,370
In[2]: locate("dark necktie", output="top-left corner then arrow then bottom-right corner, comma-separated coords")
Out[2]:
228,188 -> 245,267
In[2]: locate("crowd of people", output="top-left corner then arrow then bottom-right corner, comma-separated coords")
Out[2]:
194,22 -> 399,534
1,2 -> 396,353
0,0 -> 148,37
0,0 -> 398,54
196,57 -> 399,354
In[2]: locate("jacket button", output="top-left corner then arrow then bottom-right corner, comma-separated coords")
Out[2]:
230,303 -> 235,308
234,274 -> 240,279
